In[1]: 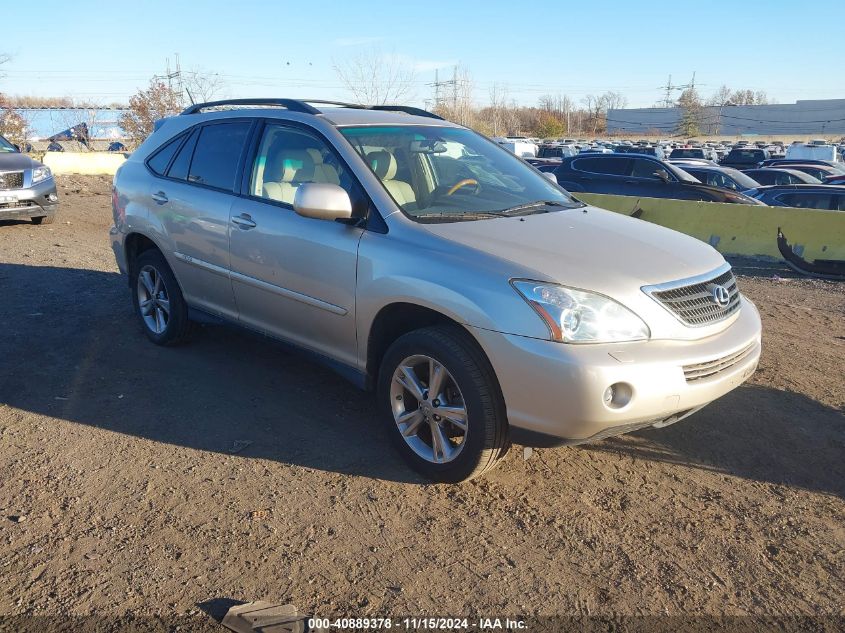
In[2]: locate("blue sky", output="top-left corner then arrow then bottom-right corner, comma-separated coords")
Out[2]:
1,0 -> 842,108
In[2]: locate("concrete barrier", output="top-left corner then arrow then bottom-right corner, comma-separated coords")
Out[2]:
42,152 -> 126,176
577,193 -> 845,262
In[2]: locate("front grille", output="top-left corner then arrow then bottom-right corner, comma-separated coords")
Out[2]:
0,200 -> 34,210
683,342 -> 756,382
0,171 -> 24,190
648,267 -> 741,326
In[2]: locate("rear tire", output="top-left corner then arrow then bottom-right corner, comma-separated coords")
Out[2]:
130,249 -> 191,345
377,325 -> 509,482
31,215 -> 55,225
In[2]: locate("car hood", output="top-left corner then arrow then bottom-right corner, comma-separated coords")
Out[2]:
0,153 -> 40,170
420,205 -> 726,295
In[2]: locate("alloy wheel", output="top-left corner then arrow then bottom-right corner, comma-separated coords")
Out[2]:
389,354 -> 468,464
137,264 -> 171,334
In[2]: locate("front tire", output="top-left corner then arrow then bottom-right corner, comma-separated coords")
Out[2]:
377,326 -> 509,482
130,249 -> 191,345
31,215 -> 55,225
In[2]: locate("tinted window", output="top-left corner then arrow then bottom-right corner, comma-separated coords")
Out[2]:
791,167 -> 826,180
187,122 -> 251,191
147,135 -> 184,175
573,157 -> 628,176
727,149 -> 764,162
775,193 -> 833,209
670,148 -> 704,159
167,128 -> 199,181
630,158 -> 665,179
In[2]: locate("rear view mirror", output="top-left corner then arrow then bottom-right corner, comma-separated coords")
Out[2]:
654,169 -> 670,183
543,172 -> 558,183
293,183 -> 353,222
409,140 -> 447,154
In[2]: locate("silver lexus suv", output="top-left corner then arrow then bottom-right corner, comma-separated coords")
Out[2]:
110,99 -> 762,482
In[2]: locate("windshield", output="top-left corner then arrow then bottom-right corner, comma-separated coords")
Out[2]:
671,148 -> 704,158
721,167 -> 761,189
728,149 -> 764,161
0,135 -> 17,153
339,125 -> 581,220
667,164 -> 700,183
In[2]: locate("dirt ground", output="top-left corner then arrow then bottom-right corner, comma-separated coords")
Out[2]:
0,176 -> 843,630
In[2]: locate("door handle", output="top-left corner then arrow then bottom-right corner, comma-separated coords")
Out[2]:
231,213 -> 257,229
151,191 -> 168,204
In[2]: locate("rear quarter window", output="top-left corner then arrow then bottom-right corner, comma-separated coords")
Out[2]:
146,134 -> 184,175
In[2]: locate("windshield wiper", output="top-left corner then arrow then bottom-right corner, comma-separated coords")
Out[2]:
415,211 -> 503,222
498,200 -> 570,216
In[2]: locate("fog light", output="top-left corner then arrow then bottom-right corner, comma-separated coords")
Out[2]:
603,382 -> 633,409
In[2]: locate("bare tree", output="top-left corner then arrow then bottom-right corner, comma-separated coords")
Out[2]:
182,68 -> 228,104
487,83 -> 510,137
333,47 -> 417,105
119,80 -> 183,147
603,91 -> 627,112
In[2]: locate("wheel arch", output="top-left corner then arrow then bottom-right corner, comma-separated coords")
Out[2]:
123,232 -> 185,294
364,302 -> 501,397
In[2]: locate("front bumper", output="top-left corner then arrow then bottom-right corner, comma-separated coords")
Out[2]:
0,177 -> 59,221
471,296 -> 762,446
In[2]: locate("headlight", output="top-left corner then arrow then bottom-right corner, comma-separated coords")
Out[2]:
31,166 -> 52,185
511,280 -> 650,343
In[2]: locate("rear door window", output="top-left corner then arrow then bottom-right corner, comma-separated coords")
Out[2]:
629,158 -> 665,180
186,122 -> 252,191
573,157 -> 629,176
775,193 -> 833,209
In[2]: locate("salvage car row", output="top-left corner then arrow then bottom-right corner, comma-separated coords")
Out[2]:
526,141 -> 845,211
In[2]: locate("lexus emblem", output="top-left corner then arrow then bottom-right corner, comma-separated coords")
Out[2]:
709,284 -> 731,308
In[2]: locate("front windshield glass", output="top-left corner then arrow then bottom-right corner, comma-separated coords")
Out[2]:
668,164 -> 700,183
0,135 -> 17,153
339,125 -> 581,220
722,167 -> 762,190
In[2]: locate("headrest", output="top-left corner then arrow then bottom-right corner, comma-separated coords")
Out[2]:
367,150 -> 397,180
280,150 -> 315,182
306,148 -> 324,165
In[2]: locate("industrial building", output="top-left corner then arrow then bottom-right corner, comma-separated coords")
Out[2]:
607,99 -> 845,137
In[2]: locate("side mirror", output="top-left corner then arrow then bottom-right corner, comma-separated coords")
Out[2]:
293,183 -> 353,222
543,171 -> 558,183
654,169 -> 671,183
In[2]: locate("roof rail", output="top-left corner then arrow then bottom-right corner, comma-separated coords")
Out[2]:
180,98 -> 320,116
306,101 -> 444,120
181,98 -> 444,120
369,105 -> 444,120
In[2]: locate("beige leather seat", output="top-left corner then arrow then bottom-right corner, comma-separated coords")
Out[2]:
263,150 -> 315,204
306,148 -> 341,185
366,150 -> 416,206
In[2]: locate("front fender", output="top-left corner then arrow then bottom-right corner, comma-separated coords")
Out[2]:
355,228 -> 550,370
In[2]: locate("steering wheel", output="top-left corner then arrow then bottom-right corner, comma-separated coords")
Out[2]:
446,178 -> 480,196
